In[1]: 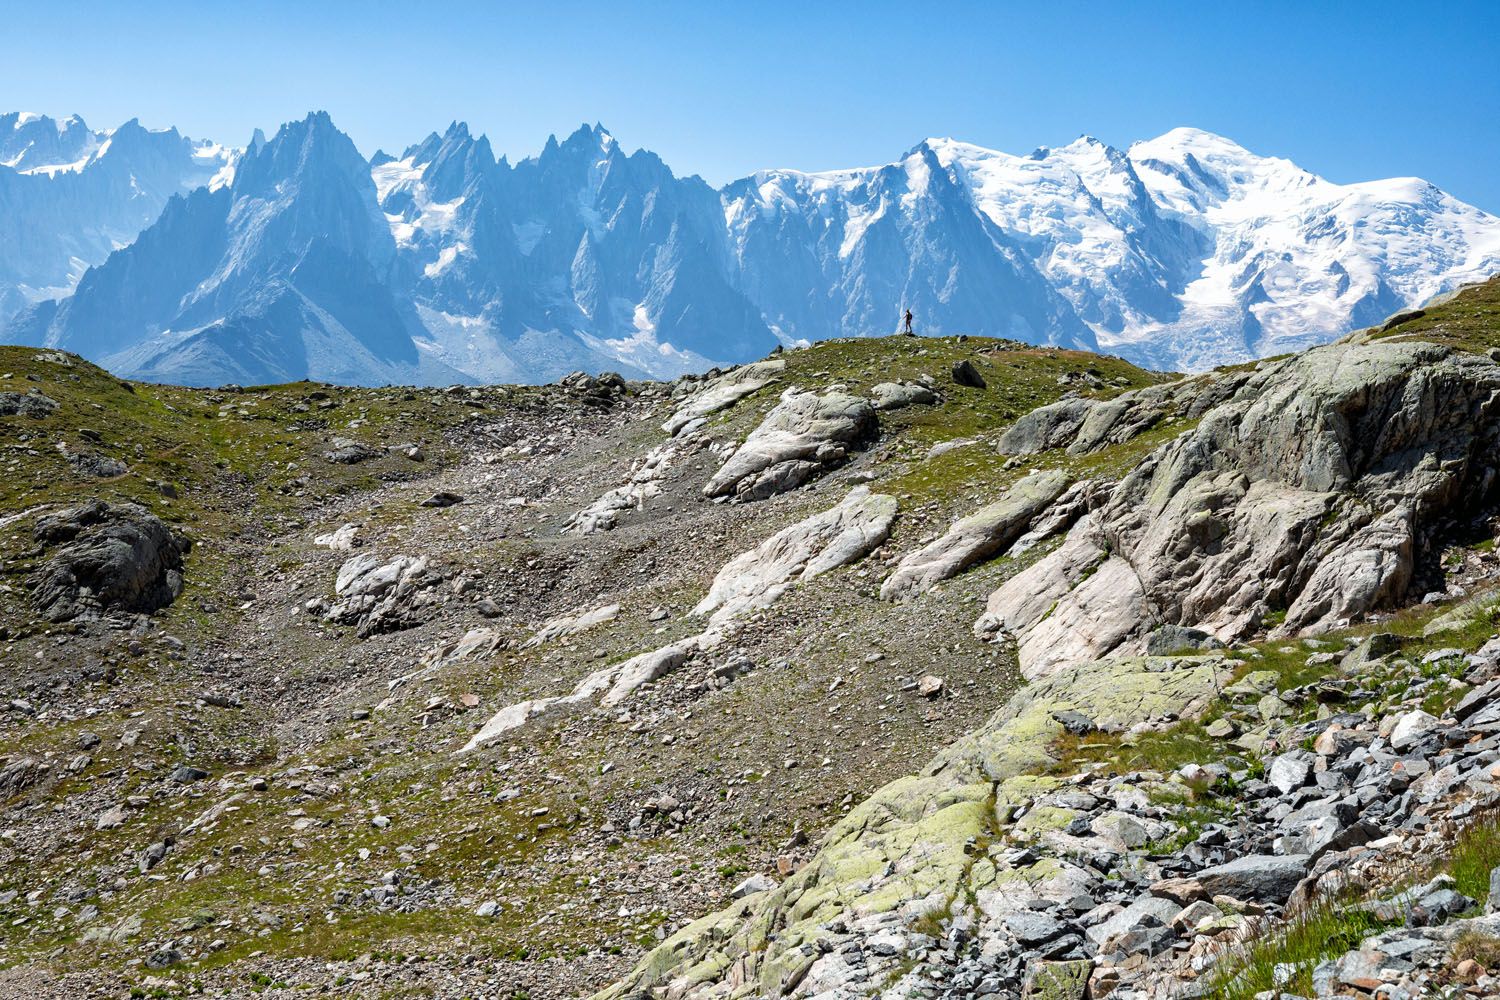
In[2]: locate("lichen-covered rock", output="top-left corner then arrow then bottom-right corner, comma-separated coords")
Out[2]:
31,501 -> 191,621
594,655 -> 1230,999
880,470 -> 1071,600
869,381 -> 938,411
703,389 -> 876,501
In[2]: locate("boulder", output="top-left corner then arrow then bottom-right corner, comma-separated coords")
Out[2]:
322,437 -> 384,464
419,491 -> 463,508
0,390 -> 59,418
1193,854 -> 1310,903
1021,959 -> 1091,1000
0,757 -> 44,798
703,389 -> 876,501
326,553 -> 442,637
1146,624 -> 1223,656
1389,710 -> 1442,750
31,502 -> 191,621
951,360 -> 987,388
870,381 -> 938,411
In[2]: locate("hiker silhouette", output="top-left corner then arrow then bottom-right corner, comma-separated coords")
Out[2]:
902,309 -> 914,334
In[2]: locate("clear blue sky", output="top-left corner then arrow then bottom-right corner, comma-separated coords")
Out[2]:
6,0 -> 1499,210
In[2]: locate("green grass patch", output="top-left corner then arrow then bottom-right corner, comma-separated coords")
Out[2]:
1364,273 -> 1500,355
1207,895 -> 1389,1000
1439,812 -> 1500,904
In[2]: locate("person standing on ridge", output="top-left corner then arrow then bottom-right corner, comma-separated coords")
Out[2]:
902,308 -> 914,334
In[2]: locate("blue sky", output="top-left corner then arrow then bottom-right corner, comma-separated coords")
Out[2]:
6,1 -> 1499,210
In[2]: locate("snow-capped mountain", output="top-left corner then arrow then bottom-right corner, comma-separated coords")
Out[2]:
6,112 -> 1499,385
374,121 -> 776,382
0,113 -> 235,324
731,128 -> 1500,369
10,113 -> 465,386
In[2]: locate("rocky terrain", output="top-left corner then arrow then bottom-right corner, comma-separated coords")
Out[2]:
2,275 -> 1500,1000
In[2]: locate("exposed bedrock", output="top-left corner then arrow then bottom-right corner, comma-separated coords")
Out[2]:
703,389 -> 877,502
595,655 -> 1231,1000
880,470 -> 1072,600
461,488 -> 897,752
983,341 -> 1500,676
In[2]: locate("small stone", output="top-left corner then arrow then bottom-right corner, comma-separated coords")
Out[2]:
730,874 -> 777,899
1388,709 -> 1441,750
917,675 -> 945,698
169,765 -> 209,784
420,491 -> 464,508
475,900 -> 500,918
371,815 -> 391,829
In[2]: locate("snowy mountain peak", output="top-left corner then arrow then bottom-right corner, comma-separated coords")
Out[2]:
4,113 -> 1498,384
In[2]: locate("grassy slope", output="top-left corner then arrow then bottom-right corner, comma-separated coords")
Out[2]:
0,335 -> 1183,989
1361,273 -> 1500,354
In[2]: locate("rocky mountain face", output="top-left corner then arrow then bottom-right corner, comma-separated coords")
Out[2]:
0,113 -> 234,325
10,113 -> 466,387
5,113 -> 1499,384
2,277 -> 1500,999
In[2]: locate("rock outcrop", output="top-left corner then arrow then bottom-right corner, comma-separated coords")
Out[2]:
880,470 -> 1071,600
595,655 -> 1232,1000
703,389 -> 877,502
30,501 -> 191,621
0,390 -> 59,418
463,488 -> 896,752
983,342 -> 1500,676
599,332 -> 1500,1000
693,486 -> 898,627
564,444 -> 675,534
663,360 -> 786,437
324,553 -> 442,637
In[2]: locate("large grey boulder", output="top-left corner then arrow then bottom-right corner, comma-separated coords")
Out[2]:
869,381 -> 938,411
31,502 -> 191,621
880,470 -> 1070,600
0,390 -> 59,418
326,553 -> 442,637
1193,854 -> 1310,903
703,389 -> 876,502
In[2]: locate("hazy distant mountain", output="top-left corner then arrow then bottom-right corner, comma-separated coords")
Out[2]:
7,112 -> 1499,384
0,112 -> 234,324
